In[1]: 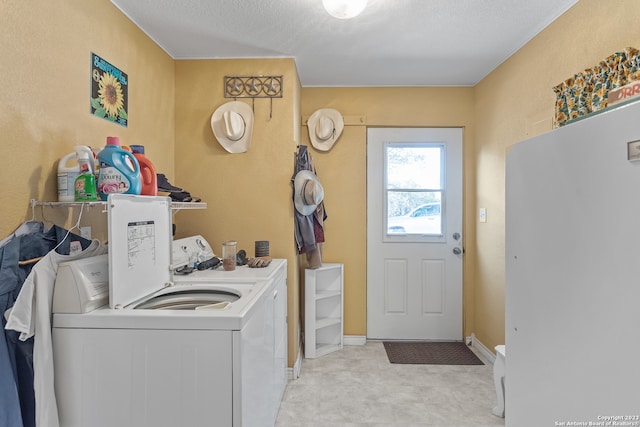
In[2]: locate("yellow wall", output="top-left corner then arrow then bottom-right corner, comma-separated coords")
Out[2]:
173,58 -> 302,366
3,0 -> 639,368
300,87 -> 476,337
0,0 -> 175,240
472,0 -> 640,351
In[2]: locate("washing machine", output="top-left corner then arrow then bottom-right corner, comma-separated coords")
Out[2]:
52,195 -> 287,427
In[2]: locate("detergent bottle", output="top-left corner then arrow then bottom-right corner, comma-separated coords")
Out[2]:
130,145 -> 158,196
74,146 -> 98,201
97,136 -> 141,200
57,151 -> 80,202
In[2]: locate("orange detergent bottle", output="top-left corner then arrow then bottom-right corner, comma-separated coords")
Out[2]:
130,145 -> 158,196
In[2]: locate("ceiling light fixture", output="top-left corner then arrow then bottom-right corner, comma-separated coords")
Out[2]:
322,0 -> 368,19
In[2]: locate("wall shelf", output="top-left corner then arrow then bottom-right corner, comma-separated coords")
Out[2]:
31,199 -> 207,212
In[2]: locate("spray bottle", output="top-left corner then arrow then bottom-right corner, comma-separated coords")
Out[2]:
74,146 -> 98,201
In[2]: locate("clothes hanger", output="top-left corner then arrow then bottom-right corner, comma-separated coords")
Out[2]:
18,256 -> 43,266
50,202 -> 86,253
20,202 -> 87,268
0,204 -> 45,249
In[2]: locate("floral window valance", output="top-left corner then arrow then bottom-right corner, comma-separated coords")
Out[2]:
553,47 -> 640,127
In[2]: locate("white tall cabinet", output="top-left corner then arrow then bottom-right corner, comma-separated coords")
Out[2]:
304,263 -> 343,358
505,101 -> 640,426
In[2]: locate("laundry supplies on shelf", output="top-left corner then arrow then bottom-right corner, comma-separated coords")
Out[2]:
74,147 -> 98,201
57,151 -> 80,202
96,136 -> 141,200
58,145 -> 97,202
130,144 -> 158,196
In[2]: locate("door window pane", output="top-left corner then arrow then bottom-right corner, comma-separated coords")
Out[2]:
387,145 -> 442,189
385,144 -> 444,236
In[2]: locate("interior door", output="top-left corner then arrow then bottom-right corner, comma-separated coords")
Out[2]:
366,128 -> 463,340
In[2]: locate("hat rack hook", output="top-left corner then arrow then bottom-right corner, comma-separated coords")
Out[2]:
224,75 -> 283,121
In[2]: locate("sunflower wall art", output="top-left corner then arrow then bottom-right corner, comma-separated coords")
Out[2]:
90,52 -> 128,127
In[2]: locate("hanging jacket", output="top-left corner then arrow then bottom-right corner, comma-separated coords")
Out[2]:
7,238 -> 105,427
1,225 -> 93,427
292,145 -> 326,254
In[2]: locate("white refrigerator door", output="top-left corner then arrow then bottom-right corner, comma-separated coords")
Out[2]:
506,101 -> 640,426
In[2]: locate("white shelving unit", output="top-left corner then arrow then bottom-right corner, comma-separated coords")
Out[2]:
305,263 -> 343,359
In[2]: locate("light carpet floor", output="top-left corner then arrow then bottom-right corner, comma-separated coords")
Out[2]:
275,341 -> 505,427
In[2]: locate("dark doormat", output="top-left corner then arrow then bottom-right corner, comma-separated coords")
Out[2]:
383,341 -> 484,365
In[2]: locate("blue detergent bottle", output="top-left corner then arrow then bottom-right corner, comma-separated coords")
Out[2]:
97,136 -> 141,200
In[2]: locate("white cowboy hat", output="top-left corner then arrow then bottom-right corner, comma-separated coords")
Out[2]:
211,101 -> 254,153
307,108 -> 344,151
294,170 -> 325,216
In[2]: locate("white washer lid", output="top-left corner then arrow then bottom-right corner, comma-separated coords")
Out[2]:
107,194 -> 173,308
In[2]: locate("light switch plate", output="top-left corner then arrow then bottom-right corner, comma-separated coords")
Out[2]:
479,208 -> 487,223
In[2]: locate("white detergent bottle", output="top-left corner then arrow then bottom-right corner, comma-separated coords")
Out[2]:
57,151 -> 80,202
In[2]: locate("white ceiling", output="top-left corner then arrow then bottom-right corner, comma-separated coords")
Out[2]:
110,0 -> 578,87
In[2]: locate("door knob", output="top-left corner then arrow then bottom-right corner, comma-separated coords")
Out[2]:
453,247 -> 462,255
452,232 -> 461,241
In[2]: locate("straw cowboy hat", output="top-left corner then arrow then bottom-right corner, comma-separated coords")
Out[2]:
211,101 -> 254,153
307,108 -> 344,151
294,170 -> 325,216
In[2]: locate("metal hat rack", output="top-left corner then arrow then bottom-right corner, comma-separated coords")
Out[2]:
224,75 -> 283,119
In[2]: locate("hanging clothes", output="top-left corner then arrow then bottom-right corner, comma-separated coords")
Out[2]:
0,222 -> 43,250
1,238 -> 29,427
292,145 -> 327,268
1,224 -> 96,427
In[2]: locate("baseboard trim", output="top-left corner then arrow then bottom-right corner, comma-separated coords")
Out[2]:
288,349 -> 302,380
343,335 -> 366,346
468,333 -> 496,365
288,325 -> 303,380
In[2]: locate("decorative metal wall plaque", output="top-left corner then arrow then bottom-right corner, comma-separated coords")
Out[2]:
224,75 -> 283,98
